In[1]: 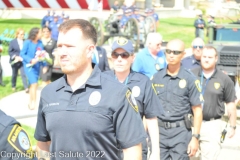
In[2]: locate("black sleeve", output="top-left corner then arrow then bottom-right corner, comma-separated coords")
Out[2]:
34,96 -> 51,142
8,40 -> 15,60
113,87 -> 146,149
143,79 -> 164,118
102,47 -> 110,71
194,19 -> 198,28
224,76 -> 236,103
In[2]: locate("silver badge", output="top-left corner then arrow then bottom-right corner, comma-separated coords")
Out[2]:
89,91 -> 101,106
132,86 -> 141,97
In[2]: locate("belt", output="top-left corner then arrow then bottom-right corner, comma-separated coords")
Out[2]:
203,116 -> 221,121
158,120 -> 185,129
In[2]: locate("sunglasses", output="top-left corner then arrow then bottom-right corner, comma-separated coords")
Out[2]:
111,52 -> 130,59
165,49 -> 183,55
193,45 -> 203,49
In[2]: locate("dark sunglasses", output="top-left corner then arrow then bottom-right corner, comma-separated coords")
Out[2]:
193,45 -> 203,49
111,52 -> 130,59
165,49 -> 183,55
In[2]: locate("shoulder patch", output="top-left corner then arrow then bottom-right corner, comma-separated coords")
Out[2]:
195,80 -> 202,92
7,124 -> 33,158
126,90 -> 138,113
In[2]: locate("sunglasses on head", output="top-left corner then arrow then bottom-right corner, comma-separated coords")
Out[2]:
193,45 -> 203,49
165,49 -> 183,55
111,52 -> 130,59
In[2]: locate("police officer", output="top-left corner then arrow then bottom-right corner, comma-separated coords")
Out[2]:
49,15 -> 60,41
41,10 -> 50,27
182,37 -> 205,70
0,110 -> 35,160
152,39 -> 203,160
194,11 -> 206,40
120,9 -> 132,28
34,19 -> 146,160
191,46 -> 237,160
104,37 -> 163,160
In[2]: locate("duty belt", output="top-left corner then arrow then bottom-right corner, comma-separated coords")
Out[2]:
158,120 -> 185,129
203,116 -> 221,122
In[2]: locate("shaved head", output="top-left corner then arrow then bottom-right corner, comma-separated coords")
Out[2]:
165,39 -> 185,65
167,39 -> 185,51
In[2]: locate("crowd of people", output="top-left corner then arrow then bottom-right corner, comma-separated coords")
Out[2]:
0,3 -> 238,160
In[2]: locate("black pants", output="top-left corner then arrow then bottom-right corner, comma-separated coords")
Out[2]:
11,62 -> 28,89
160,126 -> 192,160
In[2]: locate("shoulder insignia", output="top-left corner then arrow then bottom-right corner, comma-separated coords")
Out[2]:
195,80 -> 202,92
7,124 -> 33,158
214,82 -> 220,90
126,90 -> 138,113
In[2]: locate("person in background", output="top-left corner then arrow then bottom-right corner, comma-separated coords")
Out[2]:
20,27 -> 47,110
132,32 -> 167,78
0,40 -> 5,86
92,46 -> 110,72
63,15 -> 70,22
41,26 -> 57,87
49,15 -> 60,41
181,37 -> 205,70
41,10 -> 50,27
111,0 -> 120,12
58,11 -> 65,24
194,11 -> 206,40
8,28 -> 28,92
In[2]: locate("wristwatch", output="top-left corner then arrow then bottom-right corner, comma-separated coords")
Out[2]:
230,126 -> 236,130
192,134 -> 200,140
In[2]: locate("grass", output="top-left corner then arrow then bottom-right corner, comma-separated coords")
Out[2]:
0,76 -> 25,99
0,19 -> 41,56
158,17 -> 232,48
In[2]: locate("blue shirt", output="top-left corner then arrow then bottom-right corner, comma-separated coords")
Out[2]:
120,15 -> 130,28
181,55 -> 201,70
132,47 -> 167,78
49,22 -> 60,41
152,13 -> 159,22
41,15 -> 49,27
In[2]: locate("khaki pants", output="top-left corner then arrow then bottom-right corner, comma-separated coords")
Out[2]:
191,119 -> 222,160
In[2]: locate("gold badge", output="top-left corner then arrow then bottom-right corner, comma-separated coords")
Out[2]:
214,82 -> 220,90
195,80 -> 202,92
117,37 -> 128,46
179,79 -> 186,89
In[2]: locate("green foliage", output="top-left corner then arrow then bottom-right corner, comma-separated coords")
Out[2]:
0,19 -> 41,56
0,76 -> 25,99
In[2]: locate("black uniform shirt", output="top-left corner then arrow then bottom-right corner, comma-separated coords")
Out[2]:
104,70 -> 164,119
0,110 -> 34,160
181,55 -> 201,70
191,67 -> 236,120
34,66 -> 146,160
152,66 -> 202,122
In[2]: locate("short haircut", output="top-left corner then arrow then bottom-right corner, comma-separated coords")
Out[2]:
58,19 -> 97,45
145,32 -> 162,46
15,28 -> 24,38
204,46 -> 218,56
42,26 -> 51,32
28,27 -> 40,41
191,37 -> 205,46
